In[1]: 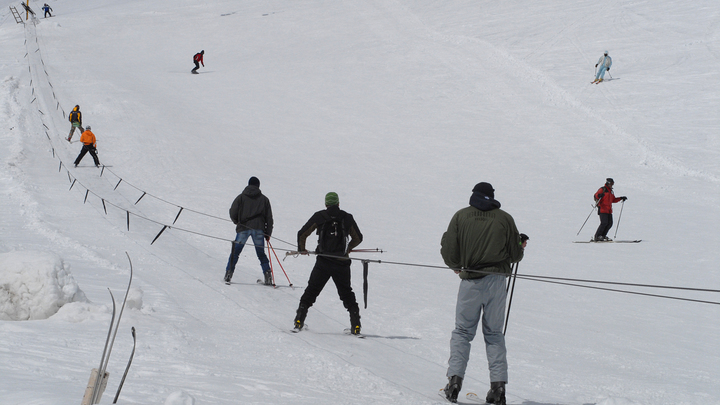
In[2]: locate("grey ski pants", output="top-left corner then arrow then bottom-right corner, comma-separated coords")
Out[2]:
447,274 -> 508,383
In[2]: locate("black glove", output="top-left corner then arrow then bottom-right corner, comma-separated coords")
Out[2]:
595,64 -> 598,67
606,67 -> 610,71
597,193 -> 605,200
621,196 -> 627,201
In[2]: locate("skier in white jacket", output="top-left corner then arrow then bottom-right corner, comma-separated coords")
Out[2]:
593,51 -> 612,83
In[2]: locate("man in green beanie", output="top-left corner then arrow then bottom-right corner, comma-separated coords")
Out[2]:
293,192 -> 364,334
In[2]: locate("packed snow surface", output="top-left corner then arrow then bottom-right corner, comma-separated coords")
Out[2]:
1,0 -> 718,404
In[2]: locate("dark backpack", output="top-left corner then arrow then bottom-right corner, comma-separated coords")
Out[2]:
317,212 -> 348,255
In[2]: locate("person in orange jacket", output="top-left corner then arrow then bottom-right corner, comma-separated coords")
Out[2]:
593,178 -> 627,241
73,126 -> 100,167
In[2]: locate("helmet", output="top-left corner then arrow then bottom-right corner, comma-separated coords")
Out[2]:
604,50 -> 608,55
606,178 -> 614,185
86,125 -> 91,130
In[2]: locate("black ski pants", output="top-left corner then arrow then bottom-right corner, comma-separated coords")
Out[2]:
300,257 -> 359,313
74,144 -> 100,166
595,213 -> 614,239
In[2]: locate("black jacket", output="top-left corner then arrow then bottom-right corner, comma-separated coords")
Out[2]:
297,205 -> 363,258
229,185 -> 273,236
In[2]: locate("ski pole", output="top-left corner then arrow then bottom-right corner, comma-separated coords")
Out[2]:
113,327 -> 136,404
266,243 -> 277,286
577,203 -> 599,236
362,260 -> 369,309
503,262 -> 520,336
613,200 -> 625,239
267,239 -> 293,286
607,70 -> 613,80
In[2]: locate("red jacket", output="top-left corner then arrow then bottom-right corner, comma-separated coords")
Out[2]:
594,185 -> 622,214
193,52 -> 204,65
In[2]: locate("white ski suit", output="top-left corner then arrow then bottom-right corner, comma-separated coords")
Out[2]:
595,53 -> 613,81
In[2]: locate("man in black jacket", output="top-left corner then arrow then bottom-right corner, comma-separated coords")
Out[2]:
293,192 -> 363,334
225,177 -> 273,285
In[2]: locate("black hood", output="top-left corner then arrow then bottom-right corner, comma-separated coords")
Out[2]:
242,185 -> 262,199
469,191 -> 501,211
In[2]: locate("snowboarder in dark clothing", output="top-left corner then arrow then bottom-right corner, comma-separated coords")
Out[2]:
73,126 -> 100,167
42,3 -> 52,18
67,105 -> 84,142
293,192 -> 364,334
225,176 -> 274,285
191,50 -> 204,74
593,178 -> 627,241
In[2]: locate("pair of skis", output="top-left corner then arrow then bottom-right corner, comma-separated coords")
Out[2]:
81,252 -> 137,405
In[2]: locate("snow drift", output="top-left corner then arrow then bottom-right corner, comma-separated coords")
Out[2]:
0,251 -> 87,321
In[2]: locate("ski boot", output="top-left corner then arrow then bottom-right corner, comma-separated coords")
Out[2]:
349,309 -> 361,335
223,270 -> 233,284
263,271 -> 273,286
294,304 -> 308,331
485,381 -> 506,405
443,375 -> 462,403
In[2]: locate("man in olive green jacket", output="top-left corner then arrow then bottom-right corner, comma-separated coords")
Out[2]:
441,182 -> 526,404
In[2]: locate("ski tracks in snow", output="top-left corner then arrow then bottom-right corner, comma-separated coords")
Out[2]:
378,0 -> 720,191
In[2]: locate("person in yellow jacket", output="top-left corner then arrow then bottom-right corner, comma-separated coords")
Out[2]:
67,105 -> 84,142
73,126 -> 100,167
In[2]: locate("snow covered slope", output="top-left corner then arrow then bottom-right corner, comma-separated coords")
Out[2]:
1,0 -> 718,404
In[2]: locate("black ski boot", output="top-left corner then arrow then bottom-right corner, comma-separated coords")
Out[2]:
263,271 -> 273,286
294,304 -> 308,331
485,381 -> 506,405
224,270 -> 233,284
349,309 -> 361,335
444,375 -> 462,403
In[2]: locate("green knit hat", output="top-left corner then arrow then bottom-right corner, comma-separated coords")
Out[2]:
325,192 -> 339,206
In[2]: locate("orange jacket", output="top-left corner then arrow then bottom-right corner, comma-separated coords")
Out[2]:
80,130 -> 96,147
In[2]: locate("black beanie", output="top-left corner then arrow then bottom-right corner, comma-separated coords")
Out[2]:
248,176 -> 260,187
472,182 -> 494,199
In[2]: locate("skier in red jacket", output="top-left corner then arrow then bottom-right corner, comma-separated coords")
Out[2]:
593,178 -> 627,241
191,50 -> 204,74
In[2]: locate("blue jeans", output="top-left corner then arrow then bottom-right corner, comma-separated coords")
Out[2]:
226,229 -> 270,275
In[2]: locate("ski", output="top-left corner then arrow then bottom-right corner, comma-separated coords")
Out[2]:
84,290 -> 115,405
438,388 -> 464,403
85,253 -> 134,405
112,327 -> 136,404
465,392 -> 486,403
257,279 -> 276,287
291,323 -> 307,333
573,240 -> 642,243
343,328 -> 365,338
